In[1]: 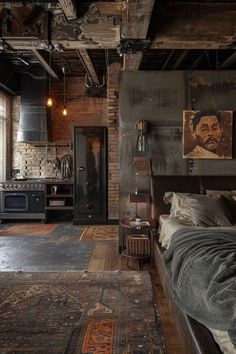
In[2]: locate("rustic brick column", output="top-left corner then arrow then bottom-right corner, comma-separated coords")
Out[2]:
107,63 -> 120,220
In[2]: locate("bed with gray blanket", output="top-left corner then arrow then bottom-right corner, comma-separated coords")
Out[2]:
151,175 -> 236,354
163,228 -> 236,351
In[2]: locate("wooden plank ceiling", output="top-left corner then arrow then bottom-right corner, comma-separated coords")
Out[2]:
0,0 -> 236,83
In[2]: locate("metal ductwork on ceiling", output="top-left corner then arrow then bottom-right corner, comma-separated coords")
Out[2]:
17,69 -> 50,143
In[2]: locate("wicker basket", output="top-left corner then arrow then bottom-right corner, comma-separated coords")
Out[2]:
126,235 -> 150,256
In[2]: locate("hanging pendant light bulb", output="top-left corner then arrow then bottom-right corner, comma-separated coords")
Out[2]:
62,66 -> 67,116
63,106 -> 67,116
47,47 -> 53,107
47,97 -> 52,107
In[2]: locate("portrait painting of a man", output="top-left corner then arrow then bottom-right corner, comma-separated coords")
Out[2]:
183,110 -> 233,159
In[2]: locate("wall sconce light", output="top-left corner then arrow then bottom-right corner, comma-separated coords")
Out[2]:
62,66 -> 67,116
135,120 -> 149,152
47,48 -> 53,107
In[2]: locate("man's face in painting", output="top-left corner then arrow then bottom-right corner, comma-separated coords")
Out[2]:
194,115 -> 222,152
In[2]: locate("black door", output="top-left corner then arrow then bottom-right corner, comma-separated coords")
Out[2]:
74,127 -> 107,224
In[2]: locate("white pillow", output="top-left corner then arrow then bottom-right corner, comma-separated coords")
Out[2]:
163,192 -> 192,223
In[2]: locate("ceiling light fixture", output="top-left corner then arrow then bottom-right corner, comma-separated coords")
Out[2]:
62,66 -> 67,116
47,46 -> 53,107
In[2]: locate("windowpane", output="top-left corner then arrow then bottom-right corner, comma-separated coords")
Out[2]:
0,119 -> 6,181
0,95 -> 6,117
0,93 -> 10,181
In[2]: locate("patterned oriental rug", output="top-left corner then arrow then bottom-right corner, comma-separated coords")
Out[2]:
80,225 -> 119,241
0,271 -> 166,354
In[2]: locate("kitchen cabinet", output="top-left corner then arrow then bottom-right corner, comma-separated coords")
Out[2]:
44,181 -> 73,222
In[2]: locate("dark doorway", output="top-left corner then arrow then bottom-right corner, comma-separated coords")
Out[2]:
74,127 -> 107,224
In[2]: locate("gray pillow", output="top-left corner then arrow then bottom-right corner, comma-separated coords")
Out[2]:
206,190 -> 236,222
185,194 -> 232,227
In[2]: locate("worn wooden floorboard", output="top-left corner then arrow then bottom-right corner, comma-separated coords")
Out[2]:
87,241 -> 184,354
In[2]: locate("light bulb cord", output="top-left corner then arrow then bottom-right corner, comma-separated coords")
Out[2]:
63,67 -> 66,107
49,49 -> 52,97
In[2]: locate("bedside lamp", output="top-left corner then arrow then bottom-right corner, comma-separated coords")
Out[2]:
129,193 -> 150,219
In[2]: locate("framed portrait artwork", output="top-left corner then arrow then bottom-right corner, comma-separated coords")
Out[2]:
183,110 -> 233,159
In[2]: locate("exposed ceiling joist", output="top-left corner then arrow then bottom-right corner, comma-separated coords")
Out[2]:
58,0 -> 77,20
218,52 -> 236,69
76,49 -> 100,86
173,50 -> 189,69
31,49 -> 59,79
123,0 -> 155,71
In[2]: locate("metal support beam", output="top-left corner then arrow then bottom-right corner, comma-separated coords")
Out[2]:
31,49 -> 59,80
76,49 -> 100,86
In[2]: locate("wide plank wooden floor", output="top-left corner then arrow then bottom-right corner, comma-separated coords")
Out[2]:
87,241 -> 185,354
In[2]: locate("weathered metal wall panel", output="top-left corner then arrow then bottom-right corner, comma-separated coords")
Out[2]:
119,70 -> 236,223
119,71 -> 187,221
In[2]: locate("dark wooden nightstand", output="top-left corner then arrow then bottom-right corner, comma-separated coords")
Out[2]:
120,218 -> 156,269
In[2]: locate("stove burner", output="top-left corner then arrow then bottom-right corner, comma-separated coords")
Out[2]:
0,181 -> 44,191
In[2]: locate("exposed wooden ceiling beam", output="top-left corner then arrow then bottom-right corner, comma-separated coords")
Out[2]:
218,52 -> 236,69
160,3 -> 236,15
58,0 -> 77,20
76,49 -> 100,86
151,3 -> 236,49
173,50 -> 189,69
95,2 -> 127,16
123,0 -> 155,71
123,53 -> 143,71
1,2 -> 122,49
31,49 -> 59,80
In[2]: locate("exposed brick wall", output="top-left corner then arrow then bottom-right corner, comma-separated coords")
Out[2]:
107,63 -> 120,219
51,77 -> 108,142
12,72 -> 120,219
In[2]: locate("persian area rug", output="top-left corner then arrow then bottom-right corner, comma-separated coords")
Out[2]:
0,223 -> 83,238
0,271 -> 166,354
0,223 -> 58,236
80,225 -> 119,241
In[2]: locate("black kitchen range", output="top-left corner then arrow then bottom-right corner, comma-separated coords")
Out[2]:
0,180 -> 45,223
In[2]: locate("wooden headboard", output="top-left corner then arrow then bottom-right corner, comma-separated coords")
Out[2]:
151,175 -> 236,221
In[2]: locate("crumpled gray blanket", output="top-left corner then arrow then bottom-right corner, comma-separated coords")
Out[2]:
163,228 -> 236,347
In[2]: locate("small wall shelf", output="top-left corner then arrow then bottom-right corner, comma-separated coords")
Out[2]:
44,181 -> 73,222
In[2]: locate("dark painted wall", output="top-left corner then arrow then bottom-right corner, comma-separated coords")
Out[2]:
0,58 -> 20,95
119,71 -> 236,221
